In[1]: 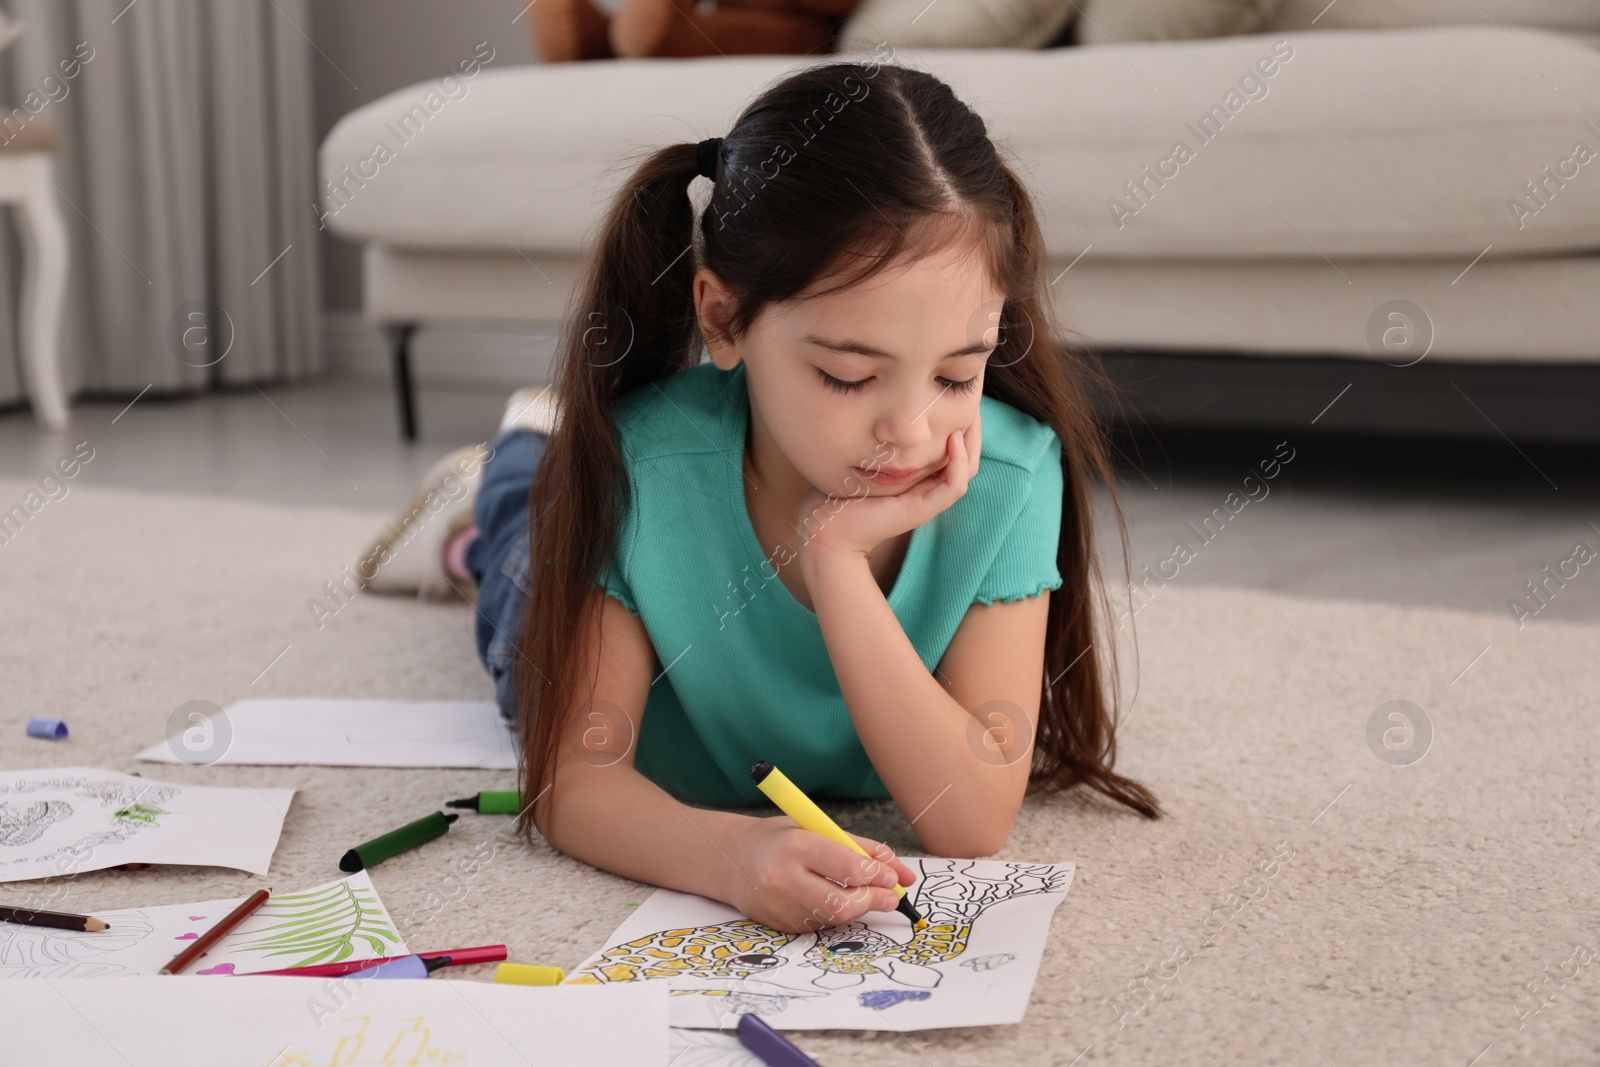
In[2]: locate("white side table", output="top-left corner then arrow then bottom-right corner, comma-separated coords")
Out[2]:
0,121 -> 69,429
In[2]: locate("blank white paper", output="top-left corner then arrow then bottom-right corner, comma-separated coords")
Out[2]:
133,697 -> 517,769
12,976 -> 668,1066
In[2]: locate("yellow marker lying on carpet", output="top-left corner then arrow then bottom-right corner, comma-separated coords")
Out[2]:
749,760 -> 927,931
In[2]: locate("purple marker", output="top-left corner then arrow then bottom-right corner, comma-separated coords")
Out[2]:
736,1012 -> 822,1067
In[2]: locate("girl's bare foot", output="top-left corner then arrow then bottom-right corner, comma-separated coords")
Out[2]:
528,0 -> 614,62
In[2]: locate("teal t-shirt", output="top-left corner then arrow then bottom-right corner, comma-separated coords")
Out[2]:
597,359 -> 1064,807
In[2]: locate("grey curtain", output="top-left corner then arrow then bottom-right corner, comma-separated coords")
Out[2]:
0,0 -> 321,405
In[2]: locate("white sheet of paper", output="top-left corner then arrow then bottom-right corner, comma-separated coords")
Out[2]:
0,872 -> 407,978
662,1030 -> 761,1062
565,858 -> 1075,1031
133,698 -> 517,769
0,767 -> 292,882
12,976 -> 667,1066
668,1027 -> 765,1065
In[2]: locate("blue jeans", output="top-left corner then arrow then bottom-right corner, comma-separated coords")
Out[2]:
464,428 -> 548,726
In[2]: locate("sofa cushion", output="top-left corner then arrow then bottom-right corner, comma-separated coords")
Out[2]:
319,27 -> 1600,262
839,0 -> 1075,50
1074,0 -> 1284,46
1263,0 -> 1600,33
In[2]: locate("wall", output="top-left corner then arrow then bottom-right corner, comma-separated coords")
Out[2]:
309,0 -> 540,314
309,1 -> 645,387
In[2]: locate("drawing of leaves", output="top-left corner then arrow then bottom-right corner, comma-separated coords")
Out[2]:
227,879 -> 401,967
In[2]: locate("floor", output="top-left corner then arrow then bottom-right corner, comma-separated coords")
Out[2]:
11,470 -> 1595,1063
2,376 -> 1597,627
3,378 -> 1598,1063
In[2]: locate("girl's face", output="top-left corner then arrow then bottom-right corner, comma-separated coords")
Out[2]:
697,240 -> 1004,500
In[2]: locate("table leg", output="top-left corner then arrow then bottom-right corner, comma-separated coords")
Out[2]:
17,154 -> 70,430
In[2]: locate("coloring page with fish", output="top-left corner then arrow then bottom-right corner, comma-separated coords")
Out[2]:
564,858 -> 1075,1031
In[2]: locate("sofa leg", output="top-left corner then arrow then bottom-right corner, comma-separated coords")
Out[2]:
383,323 -> 420,442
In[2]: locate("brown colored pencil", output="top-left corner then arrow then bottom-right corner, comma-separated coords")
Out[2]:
158,888 -> 271,975
0,904 -> 110,932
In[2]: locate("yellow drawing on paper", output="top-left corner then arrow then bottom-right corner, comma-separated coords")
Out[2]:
271,1015 -> 465,1067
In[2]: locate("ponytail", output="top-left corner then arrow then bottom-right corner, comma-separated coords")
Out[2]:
514,141 -> 707,841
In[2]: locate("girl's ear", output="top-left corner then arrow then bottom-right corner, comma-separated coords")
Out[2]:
693,268 -> 739,369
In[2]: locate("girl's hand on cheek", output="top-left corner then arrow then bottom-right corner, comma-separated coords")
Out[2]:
797,405 -> 982,564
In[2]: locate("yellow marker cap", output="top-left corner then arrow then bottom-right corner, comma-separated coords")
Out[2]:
494,963 -> 565,986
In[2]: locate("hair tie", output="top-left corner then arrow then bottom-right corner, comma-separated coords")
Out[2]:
695,137 -> 723,182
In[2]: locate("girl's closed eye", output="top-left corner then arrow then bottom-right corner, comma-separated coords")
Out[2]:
814,368 -> 981,396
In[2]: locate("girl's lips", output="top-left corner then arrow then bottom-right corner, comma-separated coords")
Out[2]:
854,464 -> 923,485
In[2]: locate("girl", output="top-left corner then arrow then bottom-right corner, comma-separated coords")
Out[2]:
405,59 -> 1161,935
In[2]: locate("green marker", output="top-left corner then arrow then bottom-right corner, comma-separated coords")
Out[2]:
445,791 -> 522,814
340,812 -> 458,872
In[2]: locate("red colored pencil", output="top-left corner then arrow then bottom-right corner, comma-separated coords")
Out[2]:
159,889 -> 271,975
235,943 -> 507,978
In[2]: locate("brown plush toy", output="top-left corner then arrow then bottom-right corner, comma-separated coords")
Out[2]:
529,0 -> 862,62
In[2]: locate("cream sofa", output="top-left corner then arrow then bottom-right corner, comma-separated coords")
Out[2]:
319,0 -> 1600,440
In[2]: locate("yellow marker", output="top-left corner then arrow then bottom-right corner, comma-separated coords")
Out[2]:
494,963 -> 565,986
749,760 -> 927,930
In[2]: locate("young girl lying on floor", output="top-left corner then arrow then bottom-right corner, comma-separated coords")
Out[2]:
364,57 -> 1161,934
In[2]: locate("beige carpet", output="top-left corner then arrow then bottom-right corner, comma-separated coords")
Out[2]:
1,477 -> 1596,1065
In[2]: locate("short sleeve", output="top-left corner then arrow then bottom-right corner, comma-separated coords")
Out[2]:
594,478 -> 642,617
596,554 -> 640,616
971,430 -> 1065,606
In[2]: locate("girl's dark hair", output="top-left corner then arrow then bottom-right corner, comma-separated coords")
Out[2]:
514,58 -> 1161,844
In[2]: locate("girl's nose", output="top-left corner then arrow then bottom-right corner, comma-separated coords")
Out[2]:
874,392 -> 936,453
